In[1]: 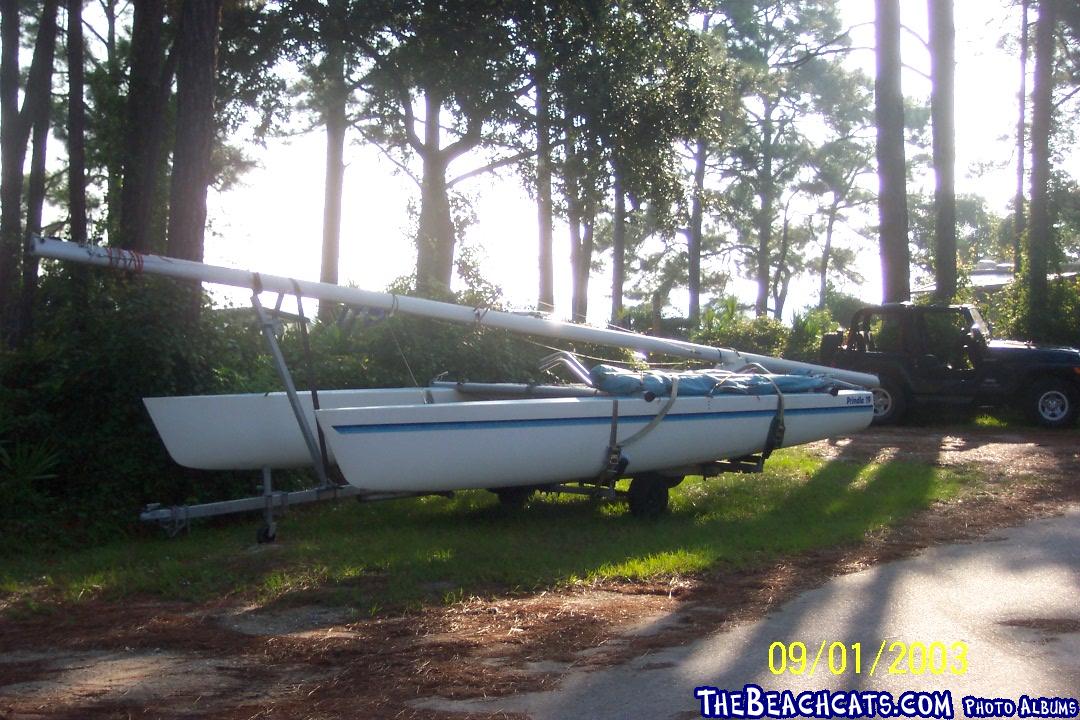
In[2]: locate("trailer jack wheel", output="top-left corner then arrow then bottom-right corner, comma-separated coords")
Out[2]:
628,475 -> 669,519
257,523 -> 277,544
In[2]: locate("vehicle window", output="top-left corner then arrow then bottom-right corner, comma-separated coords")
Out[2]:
865,312 -> 905,353
922,310 -> 972,369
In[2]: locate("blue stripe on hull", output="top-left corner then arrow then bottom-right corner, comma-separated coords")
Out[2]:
331,404 -> 872,435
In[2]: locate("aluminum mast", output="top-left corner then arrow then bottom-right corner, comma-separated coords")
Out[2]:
31,237 -> 879,387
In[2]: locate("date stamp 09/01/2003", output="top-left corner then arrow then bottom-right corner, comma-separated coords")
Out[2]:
689,639 -> 1078,719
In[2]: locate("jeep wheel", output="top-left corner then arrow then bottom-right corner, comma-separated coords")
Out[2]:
1027,379 -> 1078,428
871,379 -> 907,425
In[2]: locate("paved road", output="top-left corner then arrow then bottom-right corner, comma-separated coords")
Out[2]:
422,507 -> 1080,719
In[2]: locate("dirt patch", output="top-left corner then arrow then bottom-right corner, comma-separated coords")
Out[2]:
218,603 -> 358,637
2,426 -> 1079,719
806,425 -> 1080,482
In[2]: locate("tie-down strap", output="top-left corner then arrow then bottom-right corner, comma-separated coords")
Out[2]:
601,376 -> 681,479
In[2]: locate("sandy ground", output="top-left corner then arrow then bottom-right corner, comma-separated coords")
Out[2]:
1,425 -> 1077,719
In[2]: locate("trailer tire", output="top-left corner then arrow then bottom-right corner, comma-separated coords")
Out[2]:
628,475 -> 669,519
492,486 -> 534,510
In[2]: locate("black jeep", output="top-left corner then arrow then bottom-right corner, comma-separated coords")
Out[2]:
820,303 -> 1080,427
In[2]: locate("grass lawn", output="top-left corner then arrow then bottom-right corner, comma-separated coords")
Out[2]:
0,449 -> 979,617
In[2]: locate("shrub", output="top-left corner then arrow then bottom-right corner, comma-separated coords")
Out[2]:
0,272 -> 266,548
784,309 -> 837,362
692,298 -> 790,357
980,276 -> 1080,348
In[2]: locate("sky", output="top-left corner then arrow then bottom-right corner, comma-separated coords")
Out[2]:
205,1 -> 1076,322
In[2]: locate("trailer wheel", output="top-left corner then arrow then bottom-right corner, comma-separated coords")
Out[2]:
256,523 -> 277,544
665,475 -> 687,488
628,475 -> 669,519
492,486 -> 534,510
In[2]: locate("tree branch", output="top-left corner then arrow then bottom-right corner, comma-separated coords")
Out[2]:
510,78 -> 535,98
356,126 -> 421,187
901,61 -> 931,81
448,148 -> 536,187
777,29 -> 854,68
83,17 -> 109,48
1052,84 -> 1080,110
398,88 -> 423,153
901,23 -> 930,52
441,116 -> 482,161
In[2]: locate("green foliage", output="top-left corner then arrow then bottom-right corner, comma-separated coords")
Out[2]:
689,297 -> 837,363
710,0 -> 875,314
286,315 -> 548,392
821,285 -> 869,328
981,275 -> 1080,347
784,308 -> 836,362
908,192 -> 1005,277
0,430 -> 60,538
0,271 -> 265,549
693,297 -> 788,356
617,301 -> 693,340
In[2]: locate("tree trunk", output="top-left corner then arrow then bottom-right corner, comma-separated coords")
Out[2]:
874,0 -> 910,303
415,91 -> 455,295
318,45 -> 347,322
754,107 -> 775,317
1026,0 -> 1056,339
564,125 -> 593,324
16,111 -> 50,346
689,137 -> 707,326
1014,0 -> 1029,275
771,214 -> 790,320
929,0 -> 956,302
576,213 -> 594,323
0,0 -> 23,338
167,0 -> 223,264
567,190 -> 584,322
688,14 -> 711,327
103,0 -> 123,238
68,0 -> 88,246
534,20 -> 554,313
118,0 -> 169,251
0,0 -> 58,343
818,198 -> 840,309
610,173 -> 625,326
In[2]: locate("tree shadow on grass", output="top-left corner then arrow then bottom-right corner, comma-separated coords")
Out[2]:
252,452 -> 947,615
393,456 -> 947,719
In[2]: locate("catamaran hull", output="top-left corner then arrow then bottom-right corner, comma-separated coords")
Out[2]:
145,389 -> 873,492
143,387 -> 467,471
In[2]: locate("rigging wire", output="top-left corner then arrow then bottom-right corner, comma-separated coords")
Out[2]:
387,320 -> 422,390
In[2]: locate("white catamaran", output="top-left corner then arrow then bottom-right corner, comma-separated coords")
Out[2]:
33,237 -> 876,533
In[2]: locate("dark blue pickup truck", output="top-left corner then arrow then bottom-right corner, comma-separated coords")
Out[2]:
820,303 -> 1080,427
